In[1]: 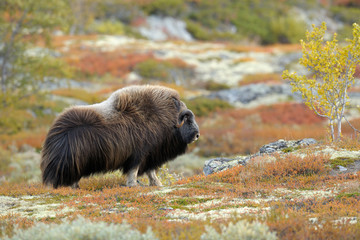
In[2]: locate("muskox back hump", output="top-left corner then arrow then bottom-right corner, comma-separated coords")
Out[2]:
41,108 -> 115,188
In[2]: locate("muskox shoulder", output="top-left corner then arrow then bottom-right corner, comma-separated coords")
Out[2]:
112,85 -> 181,114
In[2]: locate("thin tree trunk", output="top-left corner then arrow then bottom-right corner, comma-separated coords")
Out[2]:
337,117 -> 342,141
329,119 -> 335,142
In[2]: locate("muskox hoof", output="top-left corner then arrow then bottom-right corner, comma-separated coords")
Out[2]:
149,180 -> 163,187
126,181 -> 138,187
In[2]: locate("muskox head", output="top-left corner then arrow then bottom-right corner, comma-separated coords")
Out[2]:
177,109 -> 200,144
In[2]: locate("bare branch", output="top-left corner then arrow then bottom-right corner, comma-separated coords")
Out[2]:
344,115 -> 360,133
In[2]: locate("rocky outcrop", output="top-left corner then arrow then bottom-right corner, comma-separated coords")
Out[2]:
204,138 -> 360,176
203,138 -> 318,175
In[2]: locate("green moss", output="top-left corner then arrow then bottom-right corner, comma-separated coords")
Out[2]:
171,197 -> 211,206
329,157 -> 355,169
52,88 -> 105,104
269,14 -> 306,44
89,20 -> 125,35
281,146 -> 300,153
203,81 -> 231,91
134,59 -> 194,84
336,192 -> 360,199
185,20 -> 212,41
141,0 -> 185,16
183,97 -> 233,117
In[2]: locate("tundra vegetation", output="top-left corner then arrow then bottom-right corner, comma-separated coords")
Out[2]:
1,0 -> 360,239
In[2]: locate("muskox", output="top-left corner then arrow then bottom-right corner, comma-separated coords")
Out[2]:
41,85 -> 200,188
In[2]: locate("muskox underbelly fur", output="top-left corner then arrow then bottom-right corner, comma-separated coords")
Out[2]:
40,85 -> 200,188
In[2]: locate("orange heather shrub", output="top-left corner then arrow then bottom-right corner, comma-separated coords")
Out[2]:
255,153 -> 329,179
0,129 -> 47,150
72,52 -> 153,77
239,73 -> 284,86
259,103 -> 325,125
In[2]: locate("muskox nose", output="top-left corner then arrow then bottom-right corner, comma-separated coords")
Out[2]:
194,133 -> 200,141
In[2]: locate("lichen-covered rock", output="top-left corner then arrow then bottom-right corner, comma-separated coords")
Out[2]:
259,138 -> 317,154
203,156 -> 249,176
203,138 -> 318,175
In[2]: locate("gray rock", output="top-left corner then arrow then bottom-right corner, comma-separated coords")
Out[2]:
203,158 -> 233,175
159,207 -> 174,211
338,166 -> 348,172
138,16 -> 193,42
203,138 -> 318,175
259,139 -> 289,154
208,83 -> 301,105
203,156 -> 250,176
259,138 -> 317,154
296,138 -> 318,146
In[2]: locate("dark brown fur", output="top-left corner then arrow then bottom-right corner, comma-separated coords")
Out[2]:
41,85 -> 199,188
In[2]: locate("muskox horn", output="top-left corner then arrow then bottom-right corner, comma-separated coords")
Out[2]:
176,119 -> 185,128
176,109 -> 193,128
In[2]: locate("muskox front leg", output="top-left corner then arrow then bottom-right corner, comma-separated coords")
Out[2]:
71,182 -> 80,189
147,169 -> 163,187
126,165 -> 140,187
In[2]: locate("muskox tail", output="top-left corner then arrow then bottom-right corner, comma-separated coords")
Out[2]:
41,108 -> 112,188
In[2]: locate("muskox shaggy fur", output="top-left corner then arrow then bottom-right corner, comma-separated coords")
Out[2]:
41,85 -> 199,188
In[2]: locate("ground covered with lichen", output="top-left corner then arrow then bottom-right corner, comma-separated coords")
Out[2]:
1,143 -> 360,240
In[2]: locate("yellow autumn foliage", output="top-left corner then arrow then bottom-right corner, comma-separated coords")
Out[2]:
283,22 -> 360,141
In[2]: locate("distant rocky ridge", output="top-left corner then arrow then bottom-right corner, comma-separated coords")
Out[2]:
207,83 -> 302,106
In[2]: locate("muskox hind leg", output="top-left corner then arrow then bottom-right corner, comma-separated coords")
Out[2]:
147,169 -> 163,186
126,165 -> 140,187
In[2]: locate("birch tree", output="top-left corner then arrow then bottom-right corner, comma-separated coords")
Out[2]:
283,22 -> 360,141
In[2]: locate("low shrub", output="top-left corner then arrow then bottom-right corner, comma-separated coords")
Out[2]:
201,220 -> 277,240
134,59 -> 173,80
239,73 -> 283,86
269,14 -> 306,44
258,153 -> 329,179
140,0 -> 185,16
330,157 -> 355,169
73,52 -> 153,78
52,88 -> 105,104
0,108 -> 35,135
185,20 -> 212,41
4,217 -> 158,240
88,20 -> 125,35
134,58 -> 194,85
203,80 -> 231,91
259,103 -> 325,125
0,146 -> 42,184
183,97 -> 233,117
0,148 -> 12,181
